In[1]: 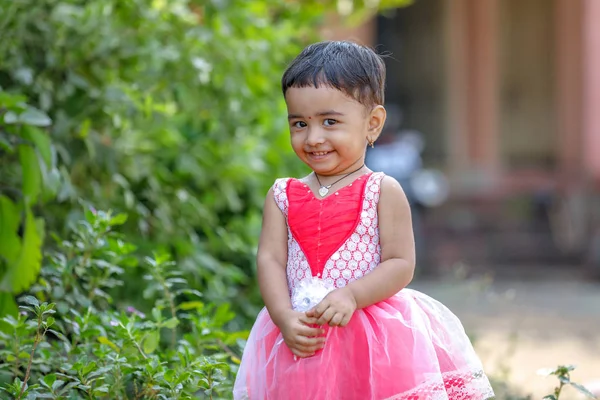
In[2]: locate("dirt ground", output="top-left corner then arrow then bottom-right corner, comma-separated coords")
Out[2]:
410,274 -> 600,400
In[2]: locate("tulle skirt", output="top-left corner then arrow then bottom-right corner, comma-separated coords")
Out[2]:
233,289 -> 494,400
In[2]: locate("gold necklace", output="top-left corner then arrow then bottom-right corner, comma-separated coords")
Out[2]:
314,164 -> 365,197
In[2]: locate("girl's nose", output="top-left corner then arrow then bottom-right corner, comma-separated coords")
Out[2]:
306,128 -> 325,146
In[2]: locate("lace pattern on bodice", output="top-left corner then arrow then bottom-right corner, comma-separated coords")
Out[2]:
273,173 -> 384,293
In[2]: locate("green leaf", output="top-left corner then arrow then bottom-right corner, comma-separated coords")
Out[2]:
21,125 -> 52,167
19,144 -> 42,206
22,295 -> 40,307
3,111 -> 18,124
543,396 -> 558,400
0,209 -> 44,293
97,336 -> 120,352
41,374 -> 57,389
177,301 -> 204,311
82,361 -> 97,376
0,135 -> 13,152
45,316 -> 55,327
0,293 -> 18,332
164,369 -> 176,383
162,317 -> 179,329
52,380 -> 65,392
557,365 -> 576,374
142,331 -> 160,354
93,385 -> 110,395
213,303 -> 235,326
47,329 -> 67,341
570,382 -> 598,399
176,372 -> 192,385
18,305 -> 34,313
558,375 -> 571,384
109,213 -> 128,226
19,107 -> 52,127
78,119 -> 91,138
0,196 -> 22,265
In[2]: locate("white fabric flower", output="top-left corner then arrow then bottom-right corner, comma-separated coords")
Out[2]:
291,276 -> 335,312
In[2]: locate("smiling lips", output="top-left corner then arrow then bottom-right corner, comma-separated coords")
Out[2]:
308,150 -> 333,159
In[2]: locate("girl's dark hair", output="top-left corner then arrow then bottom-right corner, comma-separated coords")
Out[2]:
282,41 -> 386,107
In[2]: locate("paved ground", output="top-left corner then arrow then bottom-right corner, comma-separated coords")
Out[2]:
409,274 -> 600,399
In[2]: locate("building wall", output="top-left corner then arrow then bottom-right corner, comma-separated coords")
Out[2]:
498,0 -> 557,170
583,0 -> 600,185
325,1 -> 600,269
325,0 -> 600,187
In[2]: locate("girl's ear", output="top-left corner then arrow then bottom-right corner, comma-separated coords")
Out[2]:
367,105 -> 386,144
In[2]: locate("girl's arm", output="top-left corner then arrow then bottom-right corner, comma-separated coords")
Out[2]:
308,176 -> 415,326
257,188 -> 324,357
345,175 -> 416,308
256,187 -> 293,327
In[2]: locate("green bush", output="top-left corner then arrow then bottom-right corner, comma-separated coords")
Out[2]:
0,0 -> 411,325
0,208 -> 244,399
0,92 -> 56,320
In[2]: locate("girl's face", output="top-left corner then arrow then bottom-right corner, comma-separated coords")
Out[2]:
285,85 -> 386,176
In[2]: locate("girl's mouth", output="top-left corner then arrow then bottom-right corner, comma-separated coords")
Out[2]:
309,151 -> 332,158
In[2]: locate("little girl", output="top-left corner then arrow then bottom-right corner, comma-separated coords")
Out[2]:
233,41 -> 494,400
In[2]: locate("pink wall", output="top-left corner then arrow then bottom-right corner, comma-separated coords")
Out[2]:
583,0 -> 600,182
556,0 -> 583,181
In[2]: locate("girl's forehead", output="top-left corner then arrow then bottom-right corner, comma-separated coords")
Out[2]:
285,86 -> 362,112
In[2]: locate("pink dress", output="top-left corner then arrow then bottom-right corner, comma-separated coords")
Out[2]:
233,172 -> 494,400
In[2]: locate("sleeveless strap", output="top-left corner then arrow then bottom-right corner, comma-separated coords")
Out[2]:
365,172 -> 385,206
272,178 -> 290,216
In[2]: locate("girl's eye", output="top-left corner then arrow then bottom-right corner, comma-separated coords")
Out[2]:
324,119 -> 337,126
293,121 -> 307,128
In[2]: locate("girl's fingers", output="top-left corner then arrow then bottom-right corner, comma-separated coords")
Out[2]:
291,348 -> 314,358
317,307 -> 335,326
329,312 -> 344,327
294,342 -> 323,353
340,313 -> 352,327
299,313 -> 320,326
295,335 -> 325,348
298,325 -> 325,338
311,300 -> 329,318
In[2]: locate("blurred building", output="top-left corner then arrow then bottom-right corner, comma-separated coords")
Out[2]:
325,0 -> 600,274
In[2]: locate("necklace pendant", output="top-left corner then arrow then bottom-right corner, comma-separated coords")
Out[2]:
318,187 -> 329,197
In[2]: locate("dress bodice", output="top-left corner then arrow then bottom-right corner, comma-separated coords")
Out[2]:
273,172 -> 385,293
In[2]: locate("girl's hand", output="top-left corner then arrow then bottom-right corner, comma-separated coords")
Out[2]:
307,287 -> 357,327
278,310 -> 326,358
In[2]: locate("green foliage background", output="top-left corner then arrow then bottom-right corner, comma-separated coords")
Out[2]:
0,0 -> 405,318
0,0 -> 410,397
0,2 -> 595,399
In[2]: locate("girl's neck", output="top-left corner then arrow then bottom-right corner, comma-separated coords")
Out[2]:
314,157 -> 365,178
313,163 -> 367,188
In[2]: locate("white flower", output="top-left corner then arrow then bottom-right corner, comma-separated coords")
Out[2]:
291,276 -> 335,312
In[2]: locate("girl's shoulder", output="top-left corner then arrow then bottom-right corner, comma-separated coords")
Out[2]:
377,174 -> 409,210
378,173 -> 398,190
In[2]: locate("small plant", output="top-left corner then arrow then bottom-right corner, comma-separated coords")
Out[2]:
0,207 -> 244,399
540,365 -> 598,400
0,296 -> 57,400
